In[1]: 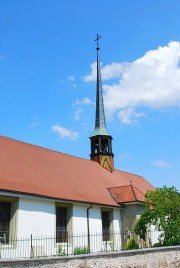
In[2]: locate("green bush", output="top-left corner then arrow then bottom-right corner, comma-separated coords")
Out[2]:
73,246 -> 89,255
153,237 -> 180,248
124,238 -> 139,250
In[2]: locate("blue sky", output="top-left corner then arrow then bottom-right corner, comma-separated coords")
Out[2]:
0,0 -> 180,191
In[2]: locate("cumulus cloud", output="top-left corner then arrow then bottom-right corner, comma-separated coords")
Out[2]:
83,41 -> 180,124
83,62 -> 130,82
118,109 -> 145,125
51,124 -> 80,140
152,159 -> 173,167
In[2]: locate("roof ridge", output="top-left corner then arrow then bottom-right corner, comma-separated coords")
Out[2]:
131,184 -> 138,201
132,185 -> 146,196
0,135 -> 90,162
114,168 -> 144,178
108,185 -> 132,190
107,188 -> 122,207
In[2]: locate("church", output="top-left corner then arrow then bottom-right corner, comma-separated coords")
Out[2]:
0,36 -> 156,258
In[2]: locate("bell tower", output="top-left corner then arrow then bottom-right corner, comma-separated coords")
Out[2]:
90,34 -> 114,172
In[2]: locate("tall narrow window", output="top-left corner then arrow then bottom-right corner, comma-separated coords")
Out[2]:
0,202 -> 11,244
102,211 -> 110,241
56,207 -> 67,243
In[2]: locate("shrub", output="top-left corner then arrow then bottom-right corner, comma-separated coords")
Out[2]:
73,246 -> 89,255
124,238 -> 139,250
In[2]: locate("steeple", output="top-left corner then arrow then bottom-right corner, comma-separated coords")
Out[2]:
90,34 -> 114,173
91,34 -> 110,137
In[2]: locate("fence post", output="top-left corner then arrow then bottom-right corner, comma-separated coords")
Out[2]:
105,231 -> 108,252
30,234 -> 34,258
67,231 -> 68,256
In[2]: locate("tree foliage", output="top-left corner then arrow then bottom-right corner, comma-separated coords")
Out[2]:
134,186 -> 180,246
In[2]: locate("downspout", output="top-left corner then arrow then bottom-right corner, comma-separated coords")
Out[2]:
87,204 -> 93,252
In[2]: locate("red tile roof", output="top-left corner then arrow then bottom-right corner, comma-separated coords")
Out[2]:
108,185 -> 145,204
0,135 -> 155,207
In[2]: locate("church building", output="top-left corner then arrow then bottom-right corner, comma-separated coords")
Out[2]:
0,36 -> 155,258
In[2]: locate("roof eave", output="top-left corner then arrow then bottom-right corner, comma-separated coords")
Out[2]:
0,189 -> 121,208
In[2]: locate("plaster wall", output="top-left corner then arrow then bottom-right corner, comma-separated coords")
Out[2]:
121,203 -> 144,231
17,197 -> 55,237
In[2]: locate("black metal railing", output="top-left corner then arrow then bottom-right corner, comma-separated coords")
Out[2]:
0,230 -> 179,260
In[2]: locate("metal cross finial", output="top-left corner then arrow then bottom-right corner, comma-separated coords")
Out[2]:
95,34 -> 101,50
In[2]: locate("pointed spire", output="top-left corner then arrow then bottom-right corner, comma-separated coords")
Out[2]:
90,35 -> 114,172
91,34 -> 110,137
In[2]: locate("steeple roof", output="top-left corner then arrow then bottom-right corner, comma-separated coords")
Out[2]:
90,34 -> 110,137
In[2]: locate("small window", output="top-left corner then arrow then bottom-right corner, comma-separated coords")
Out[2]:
102,211 -> 110,241
0,202 -> 11,244
56,207 -> 68,243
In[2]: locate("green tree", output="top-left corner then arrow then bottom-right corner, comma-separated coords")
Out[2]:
134,186 -> 180,246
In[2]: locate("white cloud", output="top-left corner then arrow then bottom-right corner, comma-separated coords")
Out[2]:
83,63 -> 97,82
83,62 -> 130,82
118,109 -> 145,125
73,97 -> 94,120
74,97 -> 93,106
30,120 -> 41,129
152,159 -> 173,167
51,124 -> 80,140
84,41 -> 180,124
74,108 -> 83,120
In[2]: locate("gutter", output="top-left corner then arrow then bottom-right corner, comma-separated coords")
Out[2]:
87,204 -> 93,252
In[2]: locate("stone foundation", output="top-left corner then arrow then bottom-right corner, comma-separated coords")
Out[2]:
0,246 -> 179,268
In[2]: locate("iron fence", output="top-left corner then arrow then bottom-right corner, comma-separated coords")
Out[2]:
0,230 -> 178,260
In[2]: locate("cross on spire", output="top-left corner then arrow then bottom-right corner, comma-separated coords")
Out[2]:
95,34 -> 101,50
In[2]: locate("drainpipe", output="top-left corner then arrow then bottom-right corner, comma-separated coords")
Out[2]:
87,204 -> 93,252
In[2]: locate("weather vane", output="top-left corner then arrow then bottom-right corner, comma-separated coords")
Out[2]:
95,34 -> 101,50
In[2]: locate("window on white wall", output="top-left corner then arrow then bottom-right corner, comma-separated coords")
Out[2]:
56,207 -> 68,243
56,203 -> 72,243
102,211 -> 111,241
0,201 -> 11,244
101,209 -> 113,242
0,198 -> 18,244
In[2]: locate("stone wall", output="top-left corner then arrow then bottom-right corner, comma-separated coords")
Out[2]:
0,246 -> 179,268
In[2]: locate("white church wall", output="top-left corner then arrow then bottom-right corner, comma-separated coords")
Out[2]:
72,204 -> 102,252
17,197 -> 55,237
0,192 -> 124,258
72,204 -> 88,234
112,208 -> 123,250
